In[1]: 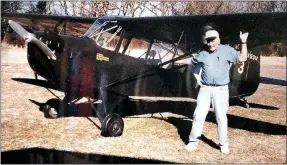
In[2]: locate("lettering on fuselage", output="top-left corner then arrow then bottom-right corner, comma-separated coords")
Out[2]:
237,61 -> 245,74
247,52 -> 258,61
96,53 -> 109,62
237,52 -> 258,74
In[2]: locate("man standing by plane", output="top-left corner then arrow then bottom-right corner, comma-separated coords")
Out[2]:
185,29 -> 249,153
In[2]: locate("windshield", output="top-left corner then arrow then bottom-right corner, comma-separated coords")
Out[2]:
84,16 -> 123,51
83,16 -> 117,38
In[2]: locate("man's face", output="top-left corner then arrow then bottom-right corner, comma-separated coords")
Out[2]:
206,37 -> 219,51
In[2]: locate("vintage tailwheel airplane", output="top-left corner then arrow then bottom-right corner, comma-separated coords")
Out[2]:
2,12 -> 287,137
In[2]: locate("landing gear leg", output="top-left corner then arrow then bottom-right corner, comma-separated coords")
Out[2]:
101,113 -> 124,137
95,103 -> 124,137
34,72 -> 38,80
96,88 -> 124,137
240,97 -> 250,108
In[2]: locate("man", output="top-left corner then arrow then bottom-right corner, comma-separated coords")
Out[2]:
185,29 -> 249,154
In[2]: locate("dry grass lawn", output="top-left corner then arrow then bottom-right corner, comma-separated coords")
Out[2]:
1,44 -> 286,163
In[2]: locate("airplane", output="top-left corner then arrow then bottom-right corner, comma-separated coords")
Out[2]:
2,11 -> 287,137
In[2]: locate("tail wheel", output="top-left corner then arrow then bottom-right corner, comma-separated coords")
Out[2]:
101,113 -> 124,137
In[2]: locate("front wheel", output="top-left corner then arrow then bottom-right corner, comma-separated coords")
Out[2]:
41,98 -> 61,118
42,104 -> 58,118
101,113 -> 124,137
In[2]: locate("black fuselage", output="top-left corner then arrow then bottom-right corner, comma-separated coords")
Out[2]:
27,31 -> 260,102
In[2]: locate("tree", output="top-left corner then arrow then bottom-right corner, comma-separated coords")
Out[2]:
246,1 -> 287,13
36,1 -> 47,14
88,1 -> 109,17
168,1 -> 238,15
1,1 -> 22,13
108,1 -> 146,16
1,1 -> 23,42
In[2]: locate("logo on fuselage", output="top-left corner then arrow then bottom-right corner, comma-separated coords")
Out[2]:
247,52 -> 258,61
96,53 -> 109,62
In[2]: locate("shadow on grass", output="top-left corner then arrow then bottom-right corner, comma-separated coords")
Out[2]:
230,99 -> 279,110
260,76 -> 287,86
12,78 -> 61,91
121,99 -> 286,145
1,148 -> 174,164
29,97 -> 286,148
29,99 -> 101,130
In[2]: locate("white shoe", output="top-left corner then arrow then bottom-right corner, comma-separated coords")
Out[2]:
220,144 -> 230,154
184,142 -> 198,151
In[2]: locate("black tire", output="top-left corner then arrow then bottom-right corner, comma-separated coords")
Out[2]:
42,104 -> 58,118
42,98 -> 61,118
101,113 -> 124,137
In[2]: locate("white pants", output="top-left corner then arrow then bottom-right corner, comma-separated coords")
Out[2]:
189,84 -> 229,145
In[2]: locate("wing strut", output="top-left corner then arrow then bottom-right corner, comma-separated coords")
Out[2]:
53,19 -> 65,33
172,31 -> 184,67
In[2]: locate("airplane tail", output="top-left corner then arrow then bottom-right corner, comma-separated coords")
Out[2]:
229,48 -> 261,98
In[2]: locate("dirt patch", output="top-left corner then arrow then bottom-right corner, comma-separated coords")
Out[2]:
1,43 -> 28,64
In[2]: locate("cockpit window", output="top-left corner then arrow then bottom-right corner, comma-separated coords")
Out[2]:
84,16 -> 190,68
84,16 -> 122,51
123,38 -> 149,58
122,39 -> 188,69
97,25 -> 122,51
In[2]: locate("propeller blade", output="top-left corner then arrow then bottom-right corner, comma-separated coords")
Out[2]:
8,20 -> 35,41
8,20 -> 56,60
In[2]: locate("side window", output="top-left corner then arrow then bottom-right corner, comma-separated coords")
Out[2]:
124,38 -> 149,59
146,49 -> 160,66
96,26 -> 122,51
149,42 -> 186,68
117,37 -> 188,69
118,38 -> 129,54
150,43 -> 173,65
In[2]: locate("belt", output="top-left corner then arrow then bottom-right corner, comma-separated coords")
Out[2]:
202,83 -> 228,87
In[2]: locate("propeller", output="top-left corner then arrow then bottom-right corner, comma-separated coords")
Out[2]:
8,20 -> 56,60
8,20 -> 35,42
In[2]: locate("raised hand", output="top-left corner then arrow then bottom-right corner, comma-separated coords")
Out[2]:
240,31 -> 249,43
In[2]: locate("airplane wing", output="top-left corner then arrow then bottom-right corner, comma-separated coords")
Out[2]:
114,12 -> 287,52
3,12 -> 286,47
2,12 -> 97,36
